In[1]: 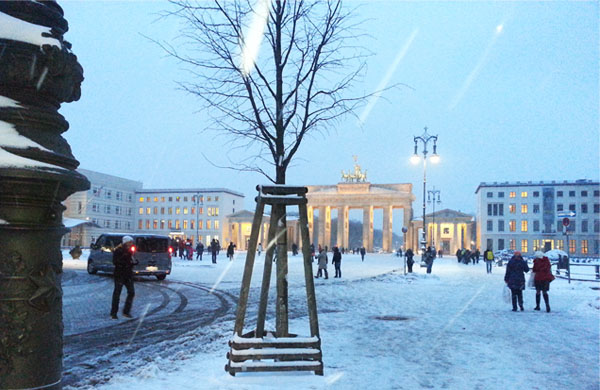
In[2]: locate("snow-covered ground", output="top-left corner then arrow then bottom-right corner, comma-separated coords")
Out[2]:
63,251 -> 599,390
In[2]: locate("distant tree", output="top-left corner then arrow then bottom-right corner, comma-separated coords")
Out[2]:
159,0 -> 371,184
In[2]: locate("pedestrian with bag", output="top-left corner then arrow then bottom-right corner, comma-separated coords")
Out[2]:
332,246 -> 342,278
532,251 -> 555,312
504,251 -> 530,311
483,248 -> 494,274
110,236 -> 138,319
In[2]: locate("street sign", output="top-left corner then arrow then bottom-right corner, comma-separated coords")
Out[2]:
562,217 -> 570,227
557,211 -> 576,218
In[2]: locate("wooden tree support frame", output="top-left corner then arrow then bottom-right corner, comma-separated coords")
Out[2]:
225,185 -> 323,376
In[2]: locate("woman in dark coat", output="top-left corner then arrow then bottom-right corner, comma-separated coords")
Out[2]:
532,251 -> 555,312
504,251 -> 530,311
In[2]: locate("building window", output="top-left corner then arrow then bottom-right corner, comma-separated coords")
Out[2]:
557,191 -> 563,197
176,207 -> 181,215
533,220 -> 540,232
555,240 -> 564,250
184,207 -> 189,215
93,186 -> 99,195
169,197 -> 173,202
175,220 -> 180,229
582,220 -> 588,233
153,207 -> 158,214
146,220 -> 150,229
168,220 -> 173,229
499,204 -> 504,216
127,208 -> 132,216
509,239 -> 516,250
215,208 -> 220,216
486,221 -> 493,232
594,204 -> 600,213
146,197 -> 150,202
105,190 -> 111,199
581,191 -> 588,197
521,239 -> 528,253
581,204 -> 588,213
207,196 -> 212,202
568,204 -> 575,212
184,196 -> 188,202
233,199 -> 236,204
168,207 -> 172,215
114,220 -> 121,229
521,220 -> 528,232
533,191 -> 539,197
105,205 -> 111,214
208,208 -> 213,217
146,207 -> 151,215
487,204 -> 492,216
521,192 -> 528,198
509,192 -> 516,198
533,239 -> 540,251
533,204 -> 540,213
92,203 -> 98,212
127,194 -> 133,202
487,192 -> 493,198
215,196 -> 220,201
215,220 -> 220,229
160,220 -> 165,229
498,220 -> 504,232
521,204 -> 528,214
509,204 -> 516,213
198,220 -> 203,230
594,219 -> 600,233
115,206 -> 121,215
161,207 -> 165,215
568,191 -> 575,197
183,220 -> 188,229
581,240 -> 588,254
556,204 -> 563,212
154,197 -> 158,202
176,196 -> 180,202
190,220 -> 195,230
116,191 -> 122,201
509,220 -> 516,232
569,240 -> 576,253
594,190 -> 600,197
126,222 -> 131,230
207,220 -> 212,230
493,204 -> 498,216
498,239 -> 505,250
161,197 -> 165,202
153,220 -> 158,229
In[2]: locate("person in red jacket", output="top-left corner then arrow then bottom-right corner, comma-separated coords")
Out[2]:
532,251 -> 555,312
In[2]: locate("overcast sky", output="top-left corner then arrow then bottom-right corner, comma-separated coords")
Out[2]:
59,1 -> 599,221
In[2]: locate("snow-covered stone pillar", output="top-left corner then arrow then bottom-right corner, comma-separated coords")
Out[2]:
0,2 -> 89,389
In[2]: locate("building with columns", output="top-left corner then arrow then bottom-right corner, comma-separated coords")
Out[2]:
410,209 -> 475,254
305,182 -> 415,252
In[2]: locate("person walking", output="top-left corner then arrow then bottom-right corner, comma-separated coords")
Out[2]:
473,248 -> 480,264
257,243 -> 263,256
227,241 -> 236,261
425,246 -> 435,274
315,248 -> 328,279
310,243 -> 315,262
332,246 -> 342,278
532,251 -> 555,312
504,251 -> 530,311
196,241 -> 204,260
360,246 -> 366,262
405,248 -> 414,273
456,248 -> 462,263
292,243 -> 298,256
483,248 -> 494,274
110,235 -> 138,319
210,239 -> 218,264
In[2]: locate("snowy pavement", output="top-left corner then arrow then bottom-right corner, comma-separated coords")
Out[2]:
62,252 -> 599,390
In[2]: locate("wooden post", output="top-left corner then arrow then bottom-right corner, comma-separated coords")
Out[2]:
275,204 -> 289,337
255,208 -> 280,337
299,202 -> 320,338
233,201 -> 265,336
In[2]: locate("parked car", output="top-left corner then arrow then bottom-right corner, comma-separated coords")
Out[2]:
87,233 -> 172,280
493,249 -> 514,266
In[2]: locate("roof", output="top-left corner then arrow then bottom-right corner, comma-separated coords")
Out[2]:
136,188 -> 244,197
63,217 -> 100,228
475,179 -> 599,194
425,209 -> 474,220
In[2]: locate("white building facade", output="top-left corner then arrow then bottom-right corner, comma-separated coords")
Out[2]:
62,169 -> 142,246
476,180 -> 600,257
134,188 -> 244,245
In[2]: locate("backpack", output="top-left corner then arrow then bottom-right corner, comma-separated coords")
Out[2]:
486,251 -> 494,260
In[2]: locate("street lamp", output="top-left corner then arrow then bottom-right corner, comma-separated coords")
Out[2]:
427,187 -> 441,248
411,126 -> 440,254
193,193 -> 203,244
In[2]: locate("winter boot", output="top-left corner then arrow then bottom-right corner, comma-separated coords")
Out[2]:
511,294 -> 517,311
534,294 -> 541,310
543,293 -> 550,312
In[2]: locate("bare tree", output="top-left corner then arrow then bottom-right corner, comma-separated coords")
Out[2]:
159,0 -> 370,184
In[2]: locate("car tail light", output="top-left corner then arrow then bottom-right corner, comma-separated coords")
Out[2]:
169,247 -> 173,254
130,245 -> 136,253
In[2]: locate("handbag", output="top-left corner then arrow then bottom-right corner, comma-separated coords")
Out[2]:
527,272 -> 536,289
503,285 -> 511,303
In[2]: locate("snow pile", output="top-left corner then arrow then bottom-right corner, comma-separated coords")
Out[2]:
0,11 -> 61,48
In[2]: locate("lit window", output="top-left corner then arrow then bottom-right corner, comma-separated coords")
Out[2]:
207,220 -> 212,230
199,220 -> 203,230
146,220 -> 150,229
168,220 -> 173,229
521,192 -> 528,198
521,204 -> 528,214
214,220 -> 220,229
521,220 -> 528,232
176,196 -> 180,202
168,207 -> 172,215
161,197 -> 165,202
146,207 -> 151,215
153,220 -> 158,229
176,207 -> 181,215
207,196 -> 212,201
509,220 -> 516,232
154,197 -> 158,202
184,207 -> 189,215
533,239 -> 540,251
509,239 -> 516,250
569,240 -> 576,253
183,220 -> 188,229
175,220 -> 180,229
215,208 -> 219,216
581,240 -> 588,254
139,197 -> 144,202
160,220 -> 165,229
509,192 -> 516,198
191,220 -> 195,229
215,196 -> 220,201
509,204 -> 516,213
199,207 -> 204,215
208,208 -> 213,216
521,239 -> 528,253
154,207 -> 158,214
146,197 -> 150,202
191,207 -> 196,215
138,220 -> 143,229
555,240 -> 564,250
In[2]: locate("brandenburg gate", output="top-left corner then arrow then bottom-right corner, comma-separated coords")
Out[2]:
305,161 -> 416,252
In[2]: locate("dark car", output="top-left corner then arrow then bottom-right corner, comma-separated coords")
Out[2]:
87,233 -> 172,280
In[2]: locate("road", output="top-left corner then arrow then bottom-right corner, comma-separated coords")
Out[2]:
61,270 -> 238,389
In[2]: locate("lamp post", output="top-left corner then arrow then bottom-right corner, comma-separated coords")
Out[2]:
193,193 -> 203,244
427,187 -> 441,248
410,127 -> 440,255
